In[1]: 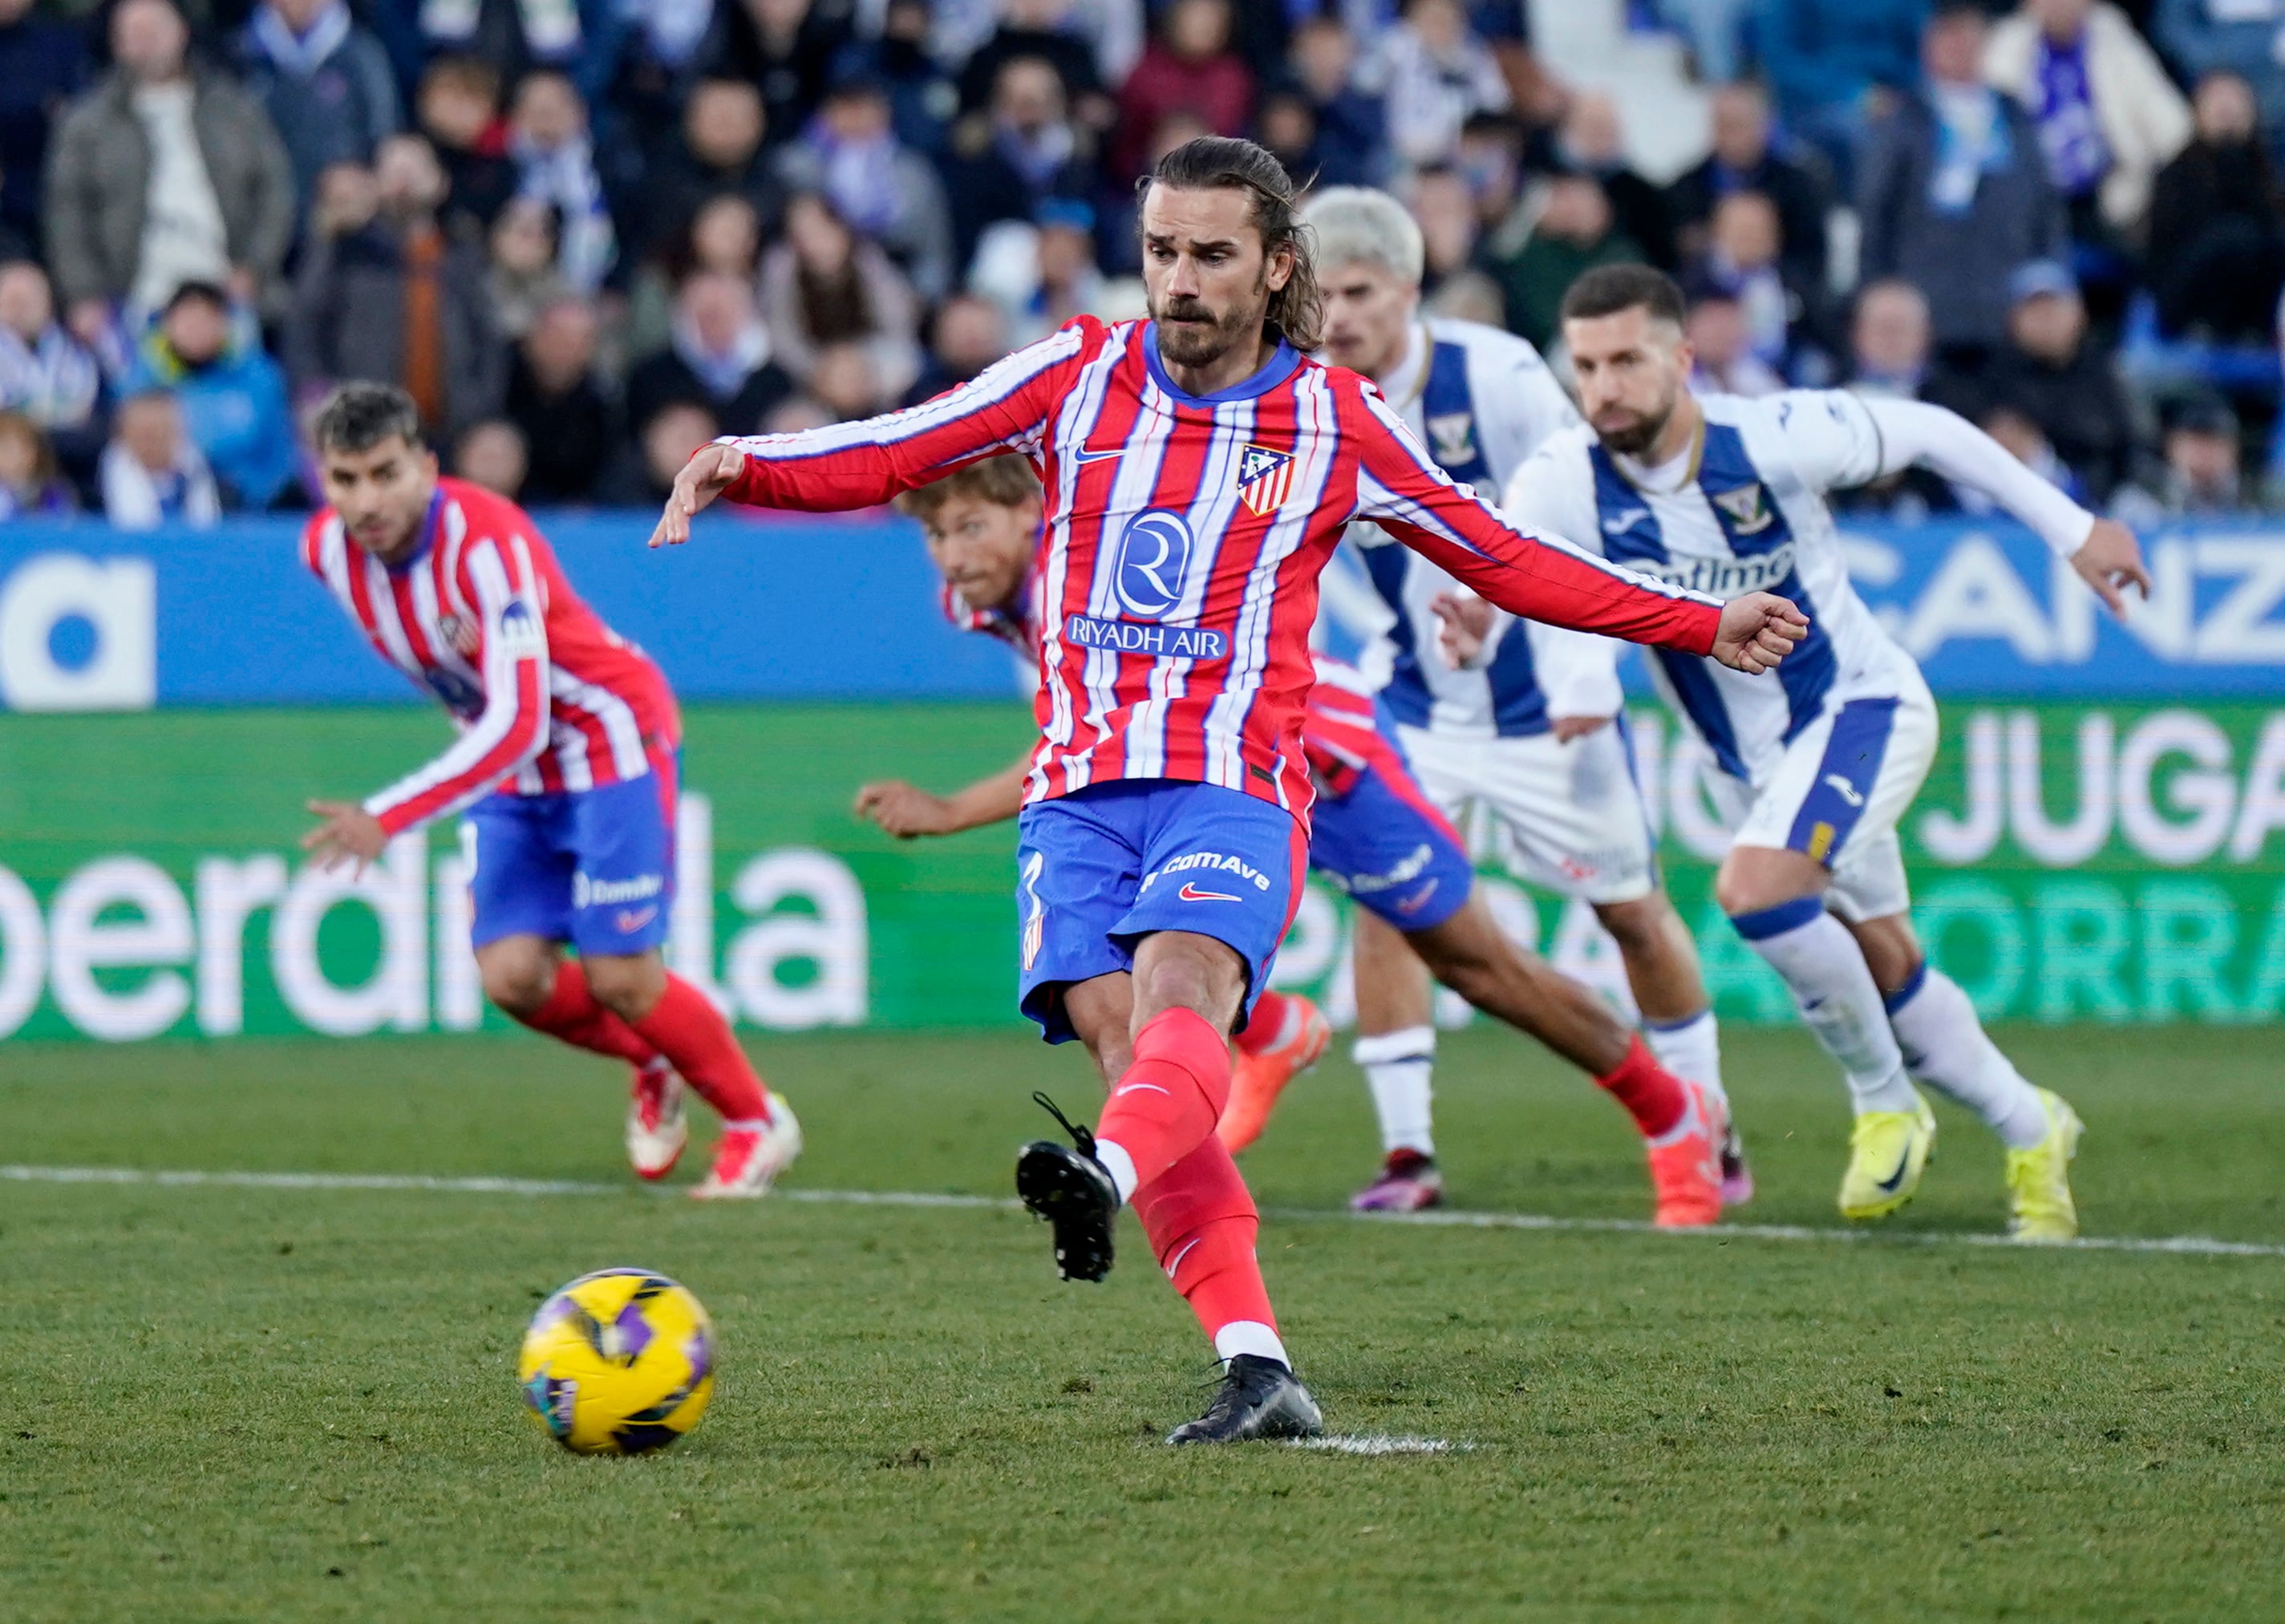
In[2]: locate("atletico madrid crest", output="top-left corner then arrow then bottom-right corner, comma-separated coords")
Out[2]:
1235,443 -> 1294,517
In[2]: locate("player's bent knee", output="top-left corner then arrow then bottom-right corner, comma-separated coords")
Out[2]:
1714,848 -> 1822,918
478,951 -> 556,1017
582,952 -> 667,1023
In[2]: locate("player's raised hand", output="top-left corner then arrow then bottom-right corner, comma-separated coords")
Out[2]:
301,800 -> 388,875
2071,518 -> 2153,620
649,443 -> 746,548
1712,592 -> 1810,674
855,780 -> 958,839
1429,591 -> 1494,669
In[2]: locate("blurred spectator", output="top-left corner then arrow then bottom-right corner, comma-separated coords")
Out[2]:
486,196 -> 571,340
599,396 -> 716,504
970,198 -> 1145,345
1551,91 -> 1675,270
1408,164 -> 1501,321
1757,0 -> 1926,182
504,293 -> 612,502
0,259 -> 101,434
1667,80 -> 1832,294
2147,71 -> 2285,341
43,0 -> 294,337
626,192 -> 762,362
606,0 -> 726,140
0,0 -> 92,253
1969,402 -> 2084,503
1847,277 -> 1936,395
1686,283 -> 1785,395
758,191 -> 923,398
2155,0 -> 2285,166
644,79 -> 783,264
1655,0 -> 1750,84
831,0 -> 960,156
0,409 -> 75,517
1858,4 -> 2067,358
956,0 -> 1111,120
123,280 -> 296,509
1454,115 -> 1526,239
1980,259 -> 2137,498
233,0 -> 401,221
506,71 -> 616,293
2112,392 -> 2244,520
452,418 -> 528,499
416,56 -> 518,234
625,268 -> 793,435
1285,18 -> 1388,191
943,56 -> 1098,268
1486,169 -> 1643,351
703,0 -> 857,141
1983,0 -> 2190,246
100,387 -> 221,527
1691,191 -> 1807,377
1256,87 -> 1323,188
416,0 -> 598,90
760,391 -> 833,431
1112,0 -> 1253,183
901,290 -> 1007,404
287,133 -> 507,444
1361,0 -> 1510,169
808,338 -> 887,421
776,74 -> 954,300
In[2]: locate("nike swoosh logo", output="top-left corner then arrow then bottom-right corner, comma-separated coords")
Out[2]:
1112,1083 -> 1170,1098
1072,446 -> 1126,464
1164,1237 -> 1202,1280
1875,1149 -> 1913,1193
1177,882 -> 1242,902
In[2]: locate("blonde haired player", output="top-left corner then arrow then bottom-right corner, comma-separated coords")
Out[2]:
1300,185 -> 1746,1211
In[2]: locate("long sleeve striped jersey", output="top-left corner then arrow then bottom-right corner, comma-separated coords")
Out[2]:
719,316 -> 1720,824
302,477 -> 680,835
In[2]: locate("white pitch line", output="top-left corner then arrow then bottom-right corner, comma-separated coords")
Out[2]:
1289,1435 -> 1466,1456
5,1164 -> 2284,1261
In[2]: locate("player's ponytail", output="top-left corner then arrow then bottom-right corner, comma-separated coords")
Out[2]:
1144,137 -> 1325,354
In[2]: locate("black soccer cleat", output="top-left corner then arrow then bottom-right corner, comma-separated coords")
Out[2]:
1166,1355 -> 1324,1445
1015,1093 -> 1120,1282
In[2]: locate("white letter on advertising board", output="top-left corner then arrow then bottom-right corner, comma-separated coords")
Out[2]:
724,848 -> 867,1029
49,856 -> 193,1039
0,554 -> 157,711
271,836 -> 428,1035
0,864 -> 47,1038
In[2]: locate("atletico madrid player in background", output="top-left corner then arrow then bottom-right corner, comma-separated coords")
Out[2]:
297,383 -> 801,1198
652,137 -> 1809,1441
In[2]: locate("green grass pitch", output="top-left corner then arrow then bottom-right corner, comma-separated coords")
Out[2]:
3,1023 -> 2282,1622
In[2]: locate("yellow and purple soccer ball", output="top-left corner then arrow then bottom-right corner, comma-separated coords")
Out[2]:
517,1269 -> 714,1455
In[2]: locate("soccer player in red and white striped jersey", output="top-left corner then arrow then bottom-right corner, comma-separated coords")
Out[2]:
652,139 -> 1809,1440
296,383 -> 800,1199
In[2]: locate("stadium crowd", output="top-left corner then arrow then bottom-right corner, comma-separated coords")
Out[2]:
0,0 -> 2280,528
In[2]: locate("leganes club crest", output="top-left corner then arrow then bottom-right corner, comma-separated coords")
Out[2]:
1235,443 -> 1294,517
1710,482 -> 1775,535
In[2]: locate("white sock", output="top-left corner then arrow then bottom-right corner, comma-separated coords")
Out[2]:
1730,899 -> 1918,1115
1354,1026 -> 1436,1157
1093,1140 -> 1138,1205
1642,1009 -> 1724,1110
1213,1319 -> 1290,1369
1885,966 -> 2048,1149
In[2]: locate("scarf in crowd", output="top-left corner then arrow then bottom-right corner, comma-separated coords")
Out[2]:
632,0 -> 713,66
247,0 -> 352,75
804,125 -> 901,237
510,129 -> 616,291
2032,32 -> 2109,197
0,324 -> 102,428
1928,82 -> 2012,216
671,310 -> 772,399
421,0 -> 580,56
994,117 -> 1076,192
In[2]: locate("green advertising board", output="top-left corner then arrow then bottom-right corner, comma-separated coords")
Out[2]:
2,699 -> 2281,1043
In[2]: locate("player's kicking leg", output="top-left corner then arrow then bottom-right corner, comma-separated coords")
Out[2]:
1007,782 -> 1322,1444
1716,688 -> 2079,1239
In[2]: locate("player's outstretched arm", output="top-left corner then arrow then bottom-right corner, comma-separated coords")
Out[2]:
854,752 -> 1030,839
650,324 -> 1088,542
1830,393 -> 2153,618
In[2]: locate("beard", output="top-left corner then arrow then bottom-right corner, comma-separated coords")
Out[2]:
1593,391 -> 1677,458
1150,275 -> 1268,370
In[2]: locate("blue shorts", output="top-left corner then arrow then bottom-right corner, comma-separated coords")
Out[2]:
465,750 -> 677,958
1308,759 -> 1475,931
1014,780 -> 1307,1044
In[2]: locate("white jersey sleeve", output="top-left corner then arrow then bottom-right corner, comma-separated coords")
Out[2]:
1499,433 -> 1623,719
1767,390 -> 1887,492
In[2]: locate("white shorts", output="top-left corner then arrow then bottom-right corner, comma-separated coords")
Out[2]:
1395,722 -> 1658,905
1705,666 -> 1939,924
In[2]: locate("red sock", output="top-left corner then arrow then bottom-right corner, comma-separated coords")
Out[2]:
1095,1007 -> 1232,1193
630,973 -> 773,1126
513,960 -> 658,1067
1598,1034 -> 1688,1138
1131,1136 -> 1282,1360
1232,989 -> 1297,1058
